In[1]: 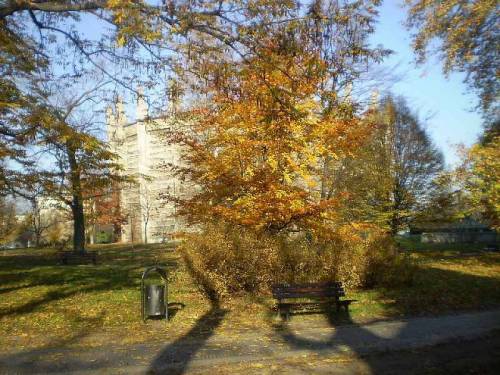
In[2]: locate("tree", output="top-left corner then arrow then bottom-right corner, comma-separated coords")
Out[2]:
166,2 -> 386,237
0,18 -> 46,195
405,0 -> 499,116
31,81 -> 126,253
379,95 -> 444,234
323,95 -> 444,235
0,197 -> 18,246
321,111 -> 394,229
25,195 -> 58,247
139,184 -> 155,244
459,133 -> 499,229
1,1 -> 389,187
86,184 -> 126,243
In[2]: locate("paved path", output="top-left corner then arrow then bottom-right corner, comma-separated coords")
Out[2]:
1,309 -> 499,374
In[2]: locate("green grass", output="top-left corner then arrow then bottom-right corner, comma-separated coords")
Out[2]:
395,235 -> 492,252
1,243 -> 499,351
0,244 -> 214,349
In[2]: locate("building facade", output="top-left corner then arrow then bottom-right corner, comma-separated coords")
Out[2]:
106,96 -> 185,243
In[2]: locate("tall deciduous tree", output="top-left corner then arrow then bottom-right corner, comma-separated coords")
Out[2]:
324,95 -> 444,235
459,133 -> 499,229
166,1 -> 387,237
377,95 -> 444,234
405,0 -> 499,116
31,81 -> 126,253
0,17 -> 46,194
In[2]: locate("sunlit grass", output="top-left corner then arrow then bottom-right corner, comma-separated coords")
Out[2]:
1,243 -> 499,351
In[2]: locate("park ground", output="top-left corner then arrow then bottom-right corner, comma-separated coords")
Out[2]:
1,242 -> 499,373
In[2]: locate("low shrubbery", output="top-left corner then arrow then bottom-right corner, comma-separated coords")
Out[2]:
180,222 -> 416,300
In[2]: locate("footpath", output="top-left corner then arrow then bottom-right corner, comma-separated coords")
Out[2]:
1,309 -> 499,374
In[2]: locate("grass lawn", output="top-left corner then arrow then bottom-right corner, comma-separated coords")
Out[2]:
395,235 -> 493,252
1,243 -> 499,351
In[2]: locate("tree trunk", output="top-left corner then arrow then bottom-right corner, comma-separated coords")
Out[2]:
67,143 -> 86,253
89,223 -> 95,245
390,213 -> 399,237
71,198 -> 86,253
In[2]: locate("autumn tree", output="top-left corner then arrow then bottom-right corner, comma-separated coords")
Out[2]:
0,18 -> 46,194
167,1 -> 387,237
0,196 -> 19,246
459,131 -> 499,229
1,0 -> 389,196
86,184 -> 126,244
25,189 -> 59,247
30,80 -> 126,253
321,95 -> 444,235
322,111 -> 394,229
405,0 -> 499,116
377,95 -> 444,234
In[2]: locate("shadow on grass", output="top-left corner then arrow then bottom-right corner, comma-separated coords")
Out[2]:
0,313 -> 107,373
271,266 -> 500,374
0,245 -> 180,319
147,300 -> 227,375
375,265 -> 500,316
143,257 -> 500,374
146,246 -> 228,374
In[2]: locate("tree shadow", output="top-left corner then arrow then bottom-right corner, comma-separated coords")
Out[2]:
272,267 -> 500,374
147,246 -> 229,374
0,313 -> 107,374
0,245 -> 180,319
147,300 -> 227,374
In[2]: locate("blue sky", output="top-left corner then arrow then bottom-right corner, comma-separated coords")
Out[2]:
372,1 -> 482,166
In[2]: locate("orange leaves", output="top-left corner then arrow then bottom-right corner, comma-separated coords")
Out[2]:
170,29 -> 374,234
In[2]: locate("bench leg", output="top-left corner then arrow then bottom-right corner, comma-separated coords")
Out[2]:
276,300 -> 282,320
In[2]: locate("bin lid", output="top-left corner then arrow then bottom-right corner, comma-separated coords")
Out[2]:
142,266 -> 168,281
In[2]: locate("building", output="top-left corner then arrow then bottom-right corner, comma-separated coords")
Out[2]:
410,218 -> 498,244
106,95 -> 186,243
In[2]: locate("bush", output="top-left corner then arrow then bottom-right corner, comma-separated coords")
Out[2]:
363,235 -> 417,288
180,222 -> 416,300
180,224 -> 281,300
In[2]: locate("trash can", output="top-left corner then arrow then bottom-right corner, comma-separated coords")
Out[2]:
141,266 -> 168,322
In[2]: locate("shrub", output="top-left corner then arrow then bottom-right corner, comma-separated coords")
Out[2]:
180,224 -> 281,300
179,222 -> 416,300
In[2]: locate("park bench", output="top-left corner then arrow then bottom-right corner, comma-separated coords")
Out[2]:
272,282 -> 356,320
59,251 -> 97,265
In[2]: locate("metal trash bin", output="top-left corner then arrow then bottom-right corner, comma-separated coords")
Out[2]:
141,266 -> 168,322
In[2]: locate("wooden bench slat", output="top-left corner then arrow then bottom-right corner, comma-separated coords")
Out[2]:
274,288 -> 344,292
274,291 -> 345,299
59,251 -> 97,265
273,282 -> 342,288
273,281 -> 354,320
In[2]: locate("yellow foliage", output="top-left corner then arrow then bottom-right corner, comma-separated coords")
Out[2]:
172,38 -> 373,235
463,135 -> 500,229
179,222 -> 409,300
